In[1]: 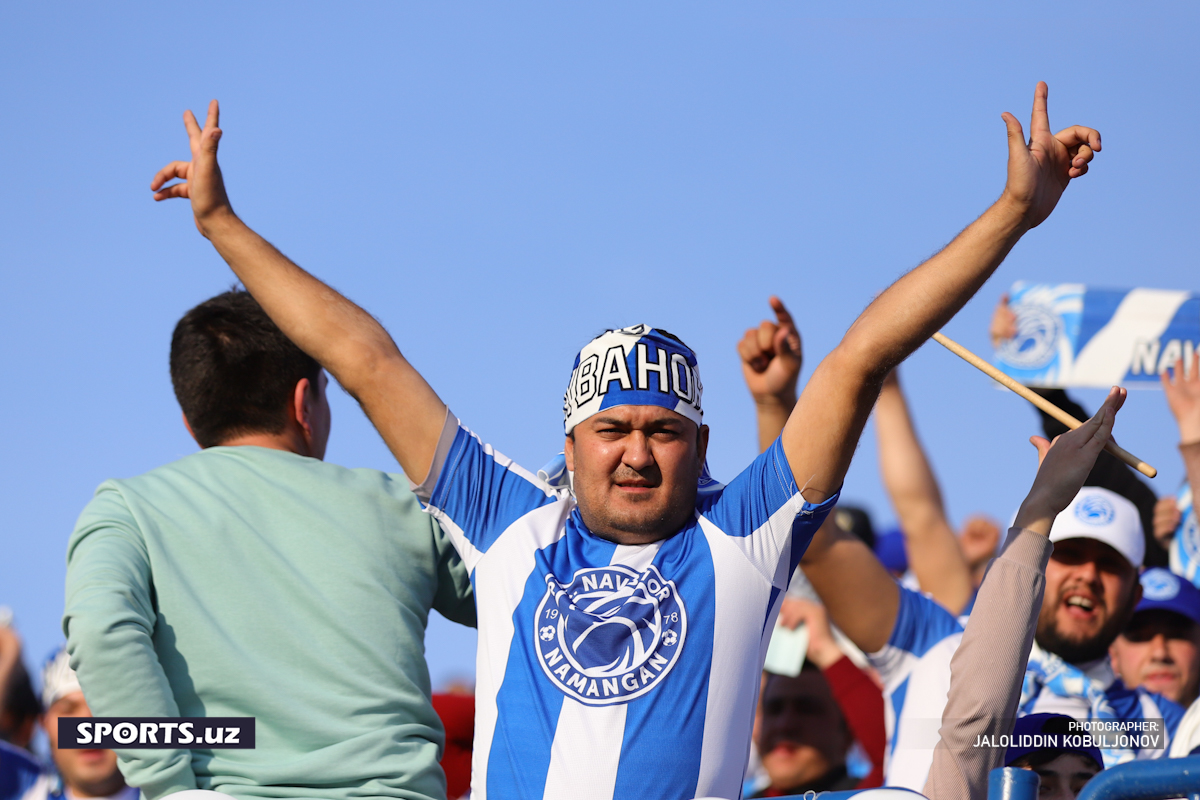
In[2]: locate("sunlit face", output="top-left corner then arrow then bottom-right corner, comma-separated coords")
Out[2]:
1110,610 -> 1200,705
756,671 -> 848,792
565,405 -> 708,545
1036,538 -> 1140,664
43,692 -> 126,798
1022,753 -> 1100,800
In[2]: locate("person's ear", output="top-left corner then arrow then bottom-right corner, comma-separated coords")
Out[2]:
293,378 -> 316,452
696,424 -> 710,464
564,434 -> 575,471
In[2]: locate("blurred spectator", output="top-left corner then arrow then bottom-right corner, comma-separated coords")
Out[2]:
1005,715 -> 1103,800
1154,495 -> 1182,550
958,515 -> 1003,590
991,296 -> 1167,567
773,599 -> 884,790
875,370 -> 975,614
752,666 -> 858,796
0,617 -> 41,751
430,693 -> 473,800
40,648 -> 133,800
1109,569 -> 1200,707
831,507 -> 875,552
1160,352 -> 1200,582
0,740 -> 50,800
873,528 -> 909,579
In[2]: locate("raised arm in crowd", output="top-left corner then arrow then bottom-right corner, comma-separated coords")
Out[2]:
153,81 -> 1098,504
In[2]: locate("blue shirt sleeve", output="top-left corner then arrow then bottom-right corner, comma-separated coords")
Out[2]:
427,424 -> 561,556
887,585 -> 965,657
698,437 -> 839,582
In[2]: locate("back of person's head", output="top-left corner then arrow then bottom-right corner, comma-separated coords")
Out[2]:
170,290 -> 320,448
833,506 -> 875,551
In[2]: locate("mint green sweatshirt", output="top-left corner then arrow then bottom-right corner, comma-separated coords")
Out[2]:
64,446 -> 475,800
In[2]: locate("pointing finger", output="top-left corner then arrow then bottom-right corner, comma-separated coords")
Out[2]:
769,296 -> 795,329
1031,81 -> 1051,136
205,99 -> 220,131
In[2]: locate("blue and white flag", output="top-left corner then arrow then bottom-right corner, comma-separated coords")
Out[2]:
1169,483 -> 1200,587
994,282 -> 1199,387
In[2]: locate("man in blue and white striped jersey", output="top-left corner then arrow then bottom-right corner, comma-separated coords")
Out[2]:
152,83 -> 1099,800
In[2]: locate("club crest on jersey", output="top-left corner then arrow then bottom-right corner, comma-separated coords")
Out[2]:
534,564 -> 686,706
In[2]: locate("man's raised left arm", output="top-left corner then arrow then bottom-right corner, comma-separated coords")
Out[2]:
782,82 -> 1100,502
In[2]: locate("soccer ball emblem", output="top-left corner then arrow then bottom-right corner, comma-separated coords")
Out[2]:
662,630 -> 678,647
540,626 -> 556,642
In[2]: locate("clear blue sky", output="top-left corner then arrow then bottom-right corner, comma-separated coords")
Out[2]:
3,5 -> 1199,690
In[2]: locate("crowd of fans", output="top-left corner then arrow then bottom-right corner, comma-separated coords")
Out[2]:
734,296 -> 1200,800
3,84 -> 1199,800
6,290 -> 1199,800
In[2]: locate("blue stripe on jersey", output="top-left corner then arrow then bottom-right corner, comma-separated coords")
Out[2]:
887,586 -> 963,656
612,533 -> 716,800
888,677 -> 910,755
698,437 -> 798,538
763,585 -> 783,633
430,426 -> 558,554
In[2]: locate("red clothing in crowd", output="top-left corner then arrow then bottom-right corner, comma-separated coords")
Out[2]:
822,655 -> 886,789
431,693 -> 474,800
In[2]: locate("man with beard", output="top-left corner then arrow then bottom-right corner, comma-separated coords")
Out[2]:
738,306 -> 1183,789
810,486 -> 1182,791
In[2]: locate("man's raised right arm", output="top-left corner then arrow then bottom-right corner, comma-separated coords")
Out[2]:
151,100 -> 444,481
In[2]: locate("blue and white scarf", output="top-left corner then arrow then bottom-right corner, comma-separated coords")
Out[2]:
1021,643 -> 1134,766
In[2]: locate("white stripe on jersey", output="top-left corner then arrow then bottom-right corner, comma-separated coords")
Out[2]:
693,515 -> 778,796
467,501 -> 573,800
541,543 -> 663,800
543,700 -> 627,800
723,494 -> 805,583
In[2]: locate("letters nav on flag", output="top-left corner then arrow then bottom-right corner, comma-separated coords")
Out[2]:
993,282 -> 1199,388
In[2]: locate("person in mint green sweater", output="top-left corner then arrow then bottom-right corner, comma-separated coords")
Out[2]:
63,291 -> 476,800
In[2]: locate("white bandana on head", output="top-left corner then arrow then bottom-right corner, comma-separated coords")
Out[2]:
562,324 -> 703,435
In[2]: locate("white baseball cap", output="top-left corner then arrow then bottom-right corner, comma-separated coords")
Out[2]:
1049,486 -> 1144,569
41,646 -> 82,709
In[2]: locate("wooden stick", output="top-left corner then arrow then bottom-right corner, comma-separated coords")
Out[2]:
931,332 -> 1157,479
